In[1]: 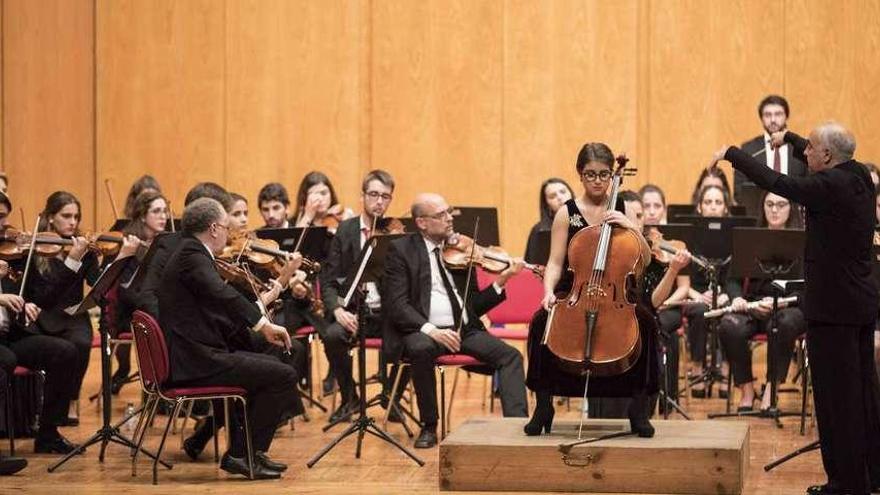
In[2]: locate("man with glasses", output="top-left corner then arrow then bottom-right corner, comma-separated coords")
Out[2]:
159,198 -> 299,480
383,192 -> 528,448
319,170 -> 399,423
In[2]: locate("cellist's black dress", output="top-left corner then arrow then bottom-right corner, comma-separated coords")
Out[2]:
525,199 -> 660,398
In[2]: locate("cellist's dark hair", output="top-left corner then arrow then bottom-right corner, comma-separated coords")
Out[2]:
575,142 -> 615,174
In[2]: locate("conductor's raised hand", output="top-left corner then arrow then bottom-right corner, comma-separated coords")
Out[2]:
769,130 -> 787,149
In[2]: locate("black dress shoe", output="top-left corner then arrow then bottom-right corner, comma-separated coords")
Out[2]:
182,436 -> 204,461
110,373 -> 128,395
34,435 -> 82,455
690,387 -> 706,399
256,451 -> 287,472
0,454 -> 28,476
805,483 -> 853,495
414,428 -> 438,449
737,406 -> 754,413
328,399 -> 358,424
220,453 -> 281,480
629,416 -> 655,438
386,405 -> 405,423
322,373 -> 337,396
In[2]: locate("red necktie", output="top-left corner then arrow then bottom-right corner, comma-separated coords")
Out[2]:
773,146 -> 781,172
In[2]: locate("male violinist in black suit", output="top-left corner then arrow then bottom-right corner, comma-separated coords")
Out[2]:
716,122 -> 880,495
158,197 -> 299,480
319,169 -> 399,423
734,95 -> 807,207
383,192 -> 528,448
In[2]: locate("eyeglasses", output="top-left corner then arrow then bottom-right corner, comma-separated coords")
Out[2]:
764,200 -> 790,210
364,191 -> 393,202
581,170 -> 612,182
420,207 -> 454,221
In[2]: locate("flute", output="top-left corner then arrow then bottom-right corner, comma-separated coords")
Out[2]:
703,296 -> 798,319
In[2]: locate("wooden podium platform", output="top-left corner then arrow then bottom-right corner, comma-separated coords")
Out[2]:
439,417 -> 749,494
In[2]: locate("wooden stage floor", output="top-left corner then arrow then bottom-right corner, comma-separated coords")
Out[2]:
3,345 -> 825,494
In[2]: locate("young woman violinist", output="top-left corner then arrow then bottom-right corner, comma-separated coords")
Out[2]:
24,192 -> 103,424
109,190 -> 168,392
292,171 -> 354,232
228,192 -> 249,231
524,178 -> 574,264
718,191 -> 805,412
524,142 -> 657,437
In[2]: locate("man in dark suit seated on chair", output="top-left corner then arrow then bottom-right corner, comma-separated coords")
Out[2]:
383,192 -> 528,449
158,197 -> 298,480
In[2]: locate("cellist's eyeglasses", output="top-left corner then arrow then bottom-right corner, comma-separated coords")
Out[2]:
581,170 -> 612,182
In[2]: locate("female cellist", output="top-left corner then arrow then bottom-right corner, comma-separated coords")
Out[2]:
524,142 -> 657,437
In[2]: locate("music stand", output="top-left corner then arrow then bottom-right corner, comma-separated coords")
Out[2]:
707,228 -> 805,426
736,183 -> 767,220
681,217 -> 757,398
452,207 -> 499,246
524,230 -> 550,266
256,226 -> 332,263
49,258 -> 171,473
667,205 -> 748,223
307,234 -> 423,468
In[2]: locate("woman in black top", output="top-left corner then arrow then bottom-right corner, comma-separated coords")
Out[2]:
25,191 -> 101,424
524,143 -> 658,437
523,178 -> 573,264
718,190 -> 805,411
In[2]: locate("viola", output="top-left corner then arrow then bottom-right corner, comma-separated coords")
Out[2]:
544,155 -> 644,377
644,227 -> 707,270
443,233 -> 544,277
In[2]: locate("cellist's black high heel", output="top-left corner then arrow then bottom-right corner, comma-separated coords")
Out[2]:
524,391 -> 555,436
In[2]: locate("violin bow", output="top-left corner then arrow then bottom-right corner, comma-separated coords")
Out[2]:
17,215 -> 42,324
168,203 -> 176,233
19,208 -> 26,232
104,178 -> 120,221
455,217 -> 480,336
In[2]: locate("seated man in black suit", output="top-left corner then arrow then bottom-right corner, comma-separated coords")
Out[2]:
158,197 -> 298,480
383,192 -> 528,448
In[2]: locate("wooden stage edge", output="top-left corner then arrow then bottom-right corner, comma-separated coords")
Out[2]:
440,418 -> 749,494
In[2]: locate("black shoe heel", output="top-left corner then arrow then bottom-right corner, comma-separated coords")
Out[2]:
523,406 -> 554,436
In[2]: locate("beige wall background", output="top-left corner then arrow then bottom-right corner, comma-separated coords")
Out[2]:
2,0 -> 879,253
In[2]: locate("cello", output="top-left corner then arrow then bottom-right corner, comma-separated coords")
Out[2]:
543,155 -> 645,379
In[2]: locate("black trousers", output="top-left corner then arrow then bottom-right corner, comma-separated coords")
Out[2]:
401,329 -> 527,429
39,315 -> 92,401
808,321 -> 880,493
718,308 -> 804,386
322,315 -> 382,403
171,351 -> 297,455
670,303 -> 710,364
2,335 -> 78,430
657,308 -> 684,401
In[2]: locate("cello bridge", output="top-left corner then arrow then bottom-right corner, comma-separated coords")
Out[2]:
583,284 -> 606,298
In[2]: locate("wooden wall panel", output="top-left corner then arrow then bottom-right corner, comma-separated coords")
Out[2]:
3,0 -> 94,229
503,0 -> 639,251
646,0 -> 785,205
225,0 -> 365,215
371,0 -> 504,222
96,0 -> 225,227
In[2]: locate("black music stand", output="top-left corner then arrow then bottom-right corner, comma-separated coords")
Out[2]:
452,207 -> 499,246
667,205 -> 748,223
524,229 -> 550,266
49,258 -> 171,473
255,226 -> 332,263
307,234 -> 423,468
679,217 -> 756,398
708,228 -> 805,426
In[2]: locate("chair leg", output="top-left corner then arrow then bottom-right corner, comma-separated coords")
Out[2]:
6,377 -> 15,456
132,395 -> 161,477
447,367 -> 462,433
383,363 -> 408,430
130,394 -> 153,457
212,401 -> 220,462
178,400 -> 195,447
153,400 -> 182,485
224,398 -> 231,455
239,397 -> 255,480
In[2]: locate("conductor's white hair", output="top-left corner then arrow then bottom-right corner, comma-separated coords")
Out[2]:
814,121 -> 856,164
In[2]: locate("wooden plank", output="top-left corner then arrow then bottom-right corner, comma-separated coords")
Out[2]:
441,418 -> 749,494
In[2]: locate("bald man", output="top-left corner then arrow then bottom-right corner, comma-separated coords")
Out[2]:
382,193 -> 528,448
717,122 -> 880,495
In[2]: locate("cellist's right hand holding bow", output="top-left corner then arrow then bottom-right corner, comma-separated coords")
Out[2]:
541,291 -> 557,311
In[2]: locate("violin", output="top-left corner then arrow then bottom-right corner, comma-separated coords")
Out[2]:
313,204 -> 349,233
644,227 -> 708,270
214,258 -> 284,315
443,233 -> 544,277
374,217 -> 406,236
544,155 -> 643,377
222,230 -> 320,275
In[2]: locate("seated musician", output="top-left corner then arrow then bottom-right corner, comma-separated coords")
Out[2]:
383,192 -> 528,448
158,197 -> 298,480
0,192 -> 82,455
25,192 -> 101,426
319,169 -> 402,423
685,184 -> 743,398
524,178 -> 573,264
689,167 -> 734,206
525,143 -> 656,437
292,171 -> 354,231
718,191 -> 805,412
228,192 -> 249,231
638,185 -> 696,406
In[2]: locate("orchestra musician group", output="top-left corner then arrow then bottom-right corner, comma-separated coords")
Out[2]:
0,94 -> 878,495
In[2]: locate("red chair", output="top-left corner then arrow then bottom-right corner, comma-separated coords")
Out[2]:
129,310 -> 254,484
479,269 -> 543,333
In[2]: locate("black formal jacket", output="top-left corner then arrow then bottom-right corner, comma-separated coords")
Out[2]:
382,232 -> 505,360
125,232 -> 181,318
726,132 -> 878,325
22,252 -> 100,337
319,216 -> 361,319
734,134 -> 807,204
158,234 -> 262,383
